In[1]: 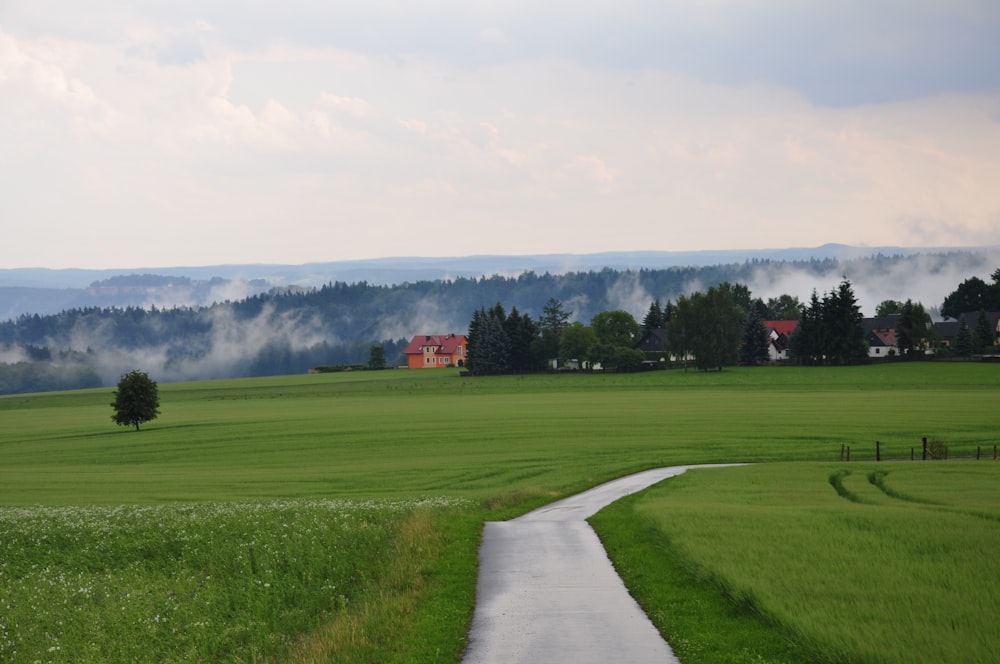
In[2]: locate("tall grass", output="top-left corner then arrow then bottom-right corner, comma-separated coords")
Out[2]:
0,497 -> 469,663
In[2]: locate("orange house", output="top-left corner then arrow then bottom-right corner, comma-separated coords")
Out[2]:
403,334 -> 468,368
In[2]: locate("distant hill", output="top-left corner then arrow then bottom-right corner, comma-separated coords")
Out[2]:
2,244 -> 996,319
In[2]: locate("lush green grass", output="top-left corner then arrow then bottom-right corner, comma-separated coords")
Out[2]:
1,363 -> 998,662
593,462 -> 1000,664
2,364 -> 998,506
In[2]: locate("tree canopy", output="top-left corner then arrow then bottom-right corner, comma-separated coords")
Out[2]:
668,282 -> 746,371
941,273 -> 1000,320
110,370 -> 160,431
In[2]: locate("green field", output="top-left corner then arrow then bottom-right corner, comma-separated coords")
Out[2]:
1,363 -> 999,662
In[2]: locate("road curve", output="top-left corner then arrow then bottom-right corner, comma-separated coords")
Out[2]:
461,465 -> 738,664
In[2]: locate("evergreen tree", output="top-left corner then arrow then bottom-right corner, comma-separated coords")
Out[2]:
666,296 -> 694,370
740,305 -> 770,365
955,317 -> 973,358
537,297 -> 571,365
896,300 -> 929,359
790,282 -> 866,365
662,299 -> 675,324
467,304 -> 519,375
367,344 -> 386,370
466,308 -> 486,373
481,313 -> 511,375
505,307 -> 540,372
973,310 -> 994,354
822,279 -> 867,365
642,299 -> 665,331
790,290 -> 824,364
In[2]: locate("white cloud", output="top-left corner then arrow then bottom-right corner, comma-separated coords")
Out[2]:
0,5 -> 999,269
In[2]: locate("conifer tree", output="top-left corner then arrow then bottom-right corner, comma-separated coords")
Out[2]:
740,305 -> 770,365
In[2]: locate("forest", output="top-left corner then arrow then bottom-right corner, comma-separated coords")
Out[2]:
0,253 -> 996,394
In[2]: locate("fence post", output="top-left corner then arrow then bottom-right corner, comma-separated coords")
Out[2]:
840,443 -> 845,462
977,446 -> 981,460
911,447 -> 914,461
876,440 -> 881,462
922,436 -> 928,461
995,444 -> 997,460
847,446 -> 851,462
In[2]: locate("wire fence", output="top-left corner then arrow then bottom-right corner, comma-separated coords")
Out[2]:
838,437 -> 998,462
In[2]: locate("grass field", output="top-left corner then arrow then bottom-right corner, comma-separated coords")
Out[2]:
592,462 -> 1000,664
1,363 -> 999,662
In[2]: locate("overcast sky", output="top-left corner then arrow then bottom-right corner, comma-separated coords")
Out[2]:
2,1 -> 999,269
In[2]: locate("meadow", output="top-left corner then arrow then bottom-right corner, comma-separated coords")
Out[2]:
592,462 -> 1000,664
1,363 -> 999,662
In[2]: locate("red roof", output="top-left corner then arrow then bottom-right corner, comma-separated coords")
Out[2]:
763,320 -> 799,337
869,328 -> 897,347
403,334 -> 467,355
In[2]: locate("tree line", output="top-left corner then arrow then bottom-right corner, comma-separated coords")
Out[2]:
0,260 -> 998,393
465,269 -> 1000,375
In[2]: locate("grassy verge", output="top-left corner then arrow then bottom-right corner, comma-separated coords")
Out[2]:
592,462 -> 1000,664
591,494 -> 811,663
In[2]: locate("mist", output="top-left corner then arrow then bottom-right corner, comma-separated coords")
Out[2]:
742,250 -> 1000,319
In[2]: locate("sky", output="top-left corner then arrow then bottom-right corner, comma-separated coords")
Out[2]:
2,1 -> 1000,270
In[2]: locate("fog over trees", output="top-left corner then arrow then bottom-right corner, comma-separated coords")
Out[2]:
0,252 -> 997,393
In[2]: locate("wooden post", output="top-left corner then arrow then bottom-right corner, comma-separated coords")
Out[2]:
911,447 -> 914,461
840,443 -> 845,462
847,446 -> 851,462
977,446 -> 981,460
922,436 -> 928,461
994,444 -> 997,460
876,440 -> 881,462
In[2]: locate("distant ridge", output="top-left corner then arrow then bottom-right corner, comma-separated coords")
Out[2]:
0,244 -> 984,289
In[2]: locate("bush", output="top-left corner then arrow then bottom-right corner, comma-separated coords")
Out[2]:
927,438 -> 948,460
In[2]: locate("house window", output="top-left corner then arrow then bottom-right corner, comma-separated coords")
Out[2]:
875,348 -> 880,354
425,357 -> 430,364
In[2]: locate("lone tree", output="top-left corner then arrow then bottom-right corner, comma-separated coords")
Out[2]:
367,344 -> 387,370
111,370 -> 160,431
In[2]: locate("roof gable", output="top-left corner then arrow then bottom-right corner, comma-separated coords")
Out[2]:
403,334 -> 467,355
763,320 -> 798,336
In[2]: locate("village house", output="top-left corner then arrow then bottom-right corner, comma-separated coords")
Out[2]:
763,320 -> 798,361
863,315 -> 900,358
403,334 -> 468,368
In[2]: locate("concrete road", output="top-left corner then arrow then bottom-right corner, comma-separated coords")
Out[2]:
461,465 -> 735,664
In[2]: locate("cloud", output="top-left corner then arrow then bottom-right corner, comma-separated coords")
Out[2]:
1,5 -> 999,269
479,27 -> 509,46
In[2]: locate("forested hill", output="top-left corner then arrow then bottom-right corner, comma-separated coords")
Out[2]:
0,251 -> 993,394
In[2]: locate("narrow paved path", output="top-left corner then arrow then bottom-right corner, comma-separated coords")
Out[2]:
462,465 -> 735,664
